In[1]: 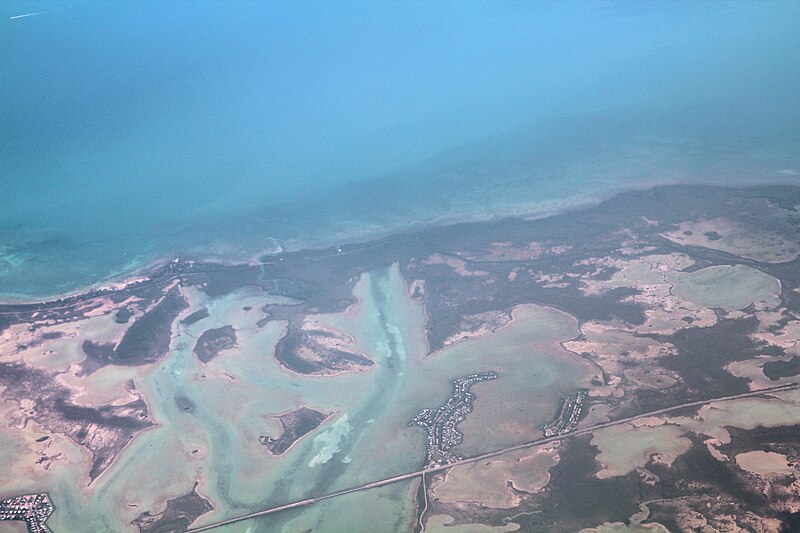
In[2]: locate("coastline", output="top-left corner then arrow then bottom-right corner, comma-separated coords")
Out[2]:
2,179 -> 798,306
3,179 -> 800,532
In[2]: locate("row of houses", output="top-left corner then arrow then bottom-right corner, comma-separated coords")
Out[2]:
0,493 -> 54,533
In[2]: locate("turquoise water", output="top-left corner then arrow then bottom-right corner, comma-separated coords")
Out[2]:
2,0 -> 799,299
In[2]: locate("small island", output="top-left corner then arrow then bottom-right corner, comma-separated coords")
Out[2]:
260,407 -> 330,455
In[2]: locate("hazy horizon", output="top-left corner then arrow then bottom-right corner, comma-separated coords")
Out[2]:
2,0 -> 800,298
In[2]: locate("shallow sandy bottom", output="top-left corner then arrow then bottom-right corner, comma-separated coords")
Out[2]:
426,514 -> 520,533
433,445 -> 559,509
1,263 -> 600,533
670,264 -> 781,310
588,389 -> 800,484
735,450 -> 795,476
660,216 -> 800,264
249,268 -> 597,532
592,423 -> 691,479
580,521 -> 670,533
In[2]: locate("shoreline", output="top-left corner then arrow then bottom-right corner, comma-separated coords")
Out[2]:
2,180 -> 797,306
4,179 -> 800,532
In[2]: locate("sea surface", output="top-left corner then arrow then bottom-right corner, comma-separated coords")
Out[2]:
2,0 -> 799,300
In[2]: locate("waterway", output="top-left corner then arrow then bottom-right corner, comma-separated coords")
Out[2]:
0,262 -> 599,532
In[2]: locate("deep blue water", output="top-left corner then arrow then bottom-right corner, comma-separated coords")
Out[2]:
2,0 -> 799,299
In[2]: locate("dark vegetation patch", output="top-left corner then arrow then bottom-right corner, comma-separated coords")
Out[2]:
0,313 -> 16,333
655,316 -> 763,399
175,395 -> 196,413
673,435 -> 767,508
764,259 -> 800,313
434,424 -> 800,532
81,286 -> 188,371
274,329 -> 373,375
429,437 -> 647,532
5,185 -> 797,365
630,384 -> 695,416
0,362 -> 152,482
180,308 -> 209,326
259,407 -> 328,455
132,481 -> 213,533
408,254 -> 646,352
0,270 -> 172,335
763,357 -> 800,380
648,496 -> 777,533
762,344 -> 788,357
513,436 -> 642,532
718,425 -> 800,459
624,316 -> 771,416
193,326 -> 237,364
781,513 -> 800,532
114,307 -> 134,323
646,435 -> 786,530
737,186 -> 800,213
181,185 -> 761,355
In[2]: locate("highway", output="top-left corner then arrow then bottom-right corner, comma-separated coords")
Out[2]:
186,381 -> 798,532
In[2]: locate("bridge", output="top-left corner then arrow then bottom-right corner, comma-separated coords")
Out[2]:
186,382 -> 799,532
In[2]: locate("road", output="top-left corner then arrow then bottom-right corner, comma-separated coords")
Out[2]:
185,381 -> 798,532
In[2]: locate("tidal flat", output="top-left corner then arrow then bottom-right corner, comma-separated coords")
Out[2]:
1,264 -> 591,532
2,184 -> 800,532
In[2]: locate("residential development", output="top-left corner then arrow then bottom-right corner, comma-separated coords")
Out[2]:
543,388 -> 588,437
0,493 -> 54,533
410,372 -> 498,467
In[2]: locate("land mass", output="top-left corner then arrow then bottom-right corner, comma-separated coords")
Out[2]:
132,482 -> 213,533
2,184 -> 800,532
259,407 -> 330,455
193,326 -> 237,364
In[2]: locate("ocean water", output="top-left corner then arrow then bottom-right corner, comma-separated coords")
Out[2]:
2,0 -> 799,300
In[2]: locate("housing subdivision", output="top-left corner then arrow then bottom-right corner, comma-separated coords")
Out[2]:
0,493 -> 55,533
542,388 -> 588,437
410,371 -> 498,468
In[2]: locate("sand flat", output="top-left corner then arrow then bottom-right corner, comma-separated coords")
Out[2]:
735,450 -> 795,476
433,446 -> 559,509
661,217 -> 800,264
670,264 -> 781,310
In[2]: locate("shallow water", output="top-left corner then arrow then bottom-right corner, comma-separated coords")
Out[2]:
2,1 -> 800,299
0,261 -> 598,531
233,265 -> 594,532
